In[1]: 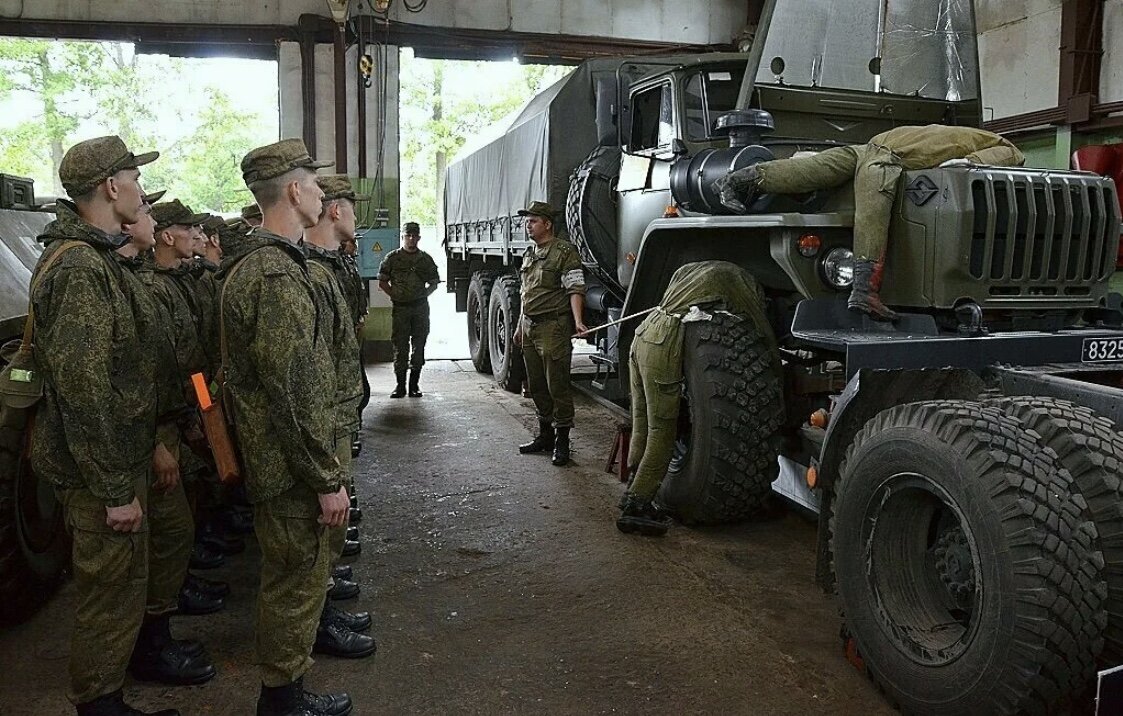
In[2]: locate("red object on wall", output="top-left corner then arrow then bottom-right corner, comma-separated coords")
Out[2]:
1073,144 -> 1123,266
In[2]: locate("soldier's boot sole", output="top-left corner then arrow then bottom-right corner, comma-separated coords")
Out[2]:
615,515 -> 670,537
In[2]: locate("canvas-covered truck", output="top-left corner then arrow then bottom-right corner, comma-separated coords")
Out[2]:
0,193 -> 66,623
445,0 -> 1123,712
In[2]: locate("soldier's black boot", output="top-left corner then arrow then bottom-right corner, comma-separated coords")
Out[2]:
313,618 -> 377,659
848,259 -> 899,322
257,677 -> 353,716
616,494 -> 671,537
322,601 -> 372,632
178,576 -> 226,616
408,367 -> 423,397
129,615 -> 216,686
332,564 -> 353,581
519,420 -> 555,454
341,539 -> 361,557
75,689 -> 180,715
552,427 -> 571,466
188,541 -> 224,570
390,370 -> 407,398
328,576 -> 360,601
184,572 -> 230,598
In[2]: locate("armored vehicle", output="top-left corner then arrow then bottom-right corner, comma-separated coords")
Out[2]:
0,194 -> 65,623
445,0 -> 1123,712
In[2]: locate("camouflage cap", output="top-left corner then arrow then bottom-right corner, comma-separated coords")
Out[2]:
517,201 -> 557,220
58,135 -> 159,198
241,138 -> 332,185
240,203 -> 263,221
151,199 -> 211,232
202,214 -> 226,233
317,174 -> 370,203
403,221 -> 420,235
219,218 -> 250,241
143,189 -> 167,205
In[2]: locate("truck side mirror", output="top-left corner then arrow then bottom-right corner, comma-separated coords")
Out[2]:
595,75 -> 618,147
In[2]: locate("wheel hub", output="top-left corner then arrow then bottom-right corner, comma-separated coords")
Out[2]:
933,526 -> 976,600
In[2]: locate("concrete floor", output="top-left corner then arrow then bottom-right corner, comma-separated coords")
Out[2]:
0,361 -> 892,716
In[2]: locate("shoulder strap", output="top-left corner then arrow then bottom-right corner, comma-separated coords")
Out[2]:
217,249 -> 266,380
21,240 -> 89,351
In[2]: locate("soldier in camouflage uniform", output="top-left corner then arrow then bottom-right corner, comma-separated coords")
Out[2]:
616,261 -> 778,537
512,201 -> 588,467
150,201 -> 243,569
219,139 -> 353,716
29,136 -> 180,716
241,202 -> 264,227
378,221 -> 440,398
118,195 -> 219,685
302,174 -> 376,657
715,124 -> 1025,321
339,233 -> 369,467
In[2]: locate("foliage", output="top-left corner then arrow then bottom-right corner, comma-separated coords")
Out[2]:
0,38 -> 274,211
399,54 -> 571,226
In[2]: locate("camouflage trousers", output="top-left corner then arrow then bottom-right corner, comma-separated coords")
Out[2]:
756,144 -> 900,261
521,312 -> 575,428
327,437 -> 354,581
627,319 -> 683,500
254,483 -> 331,687
57,476 -> 149,705
148,426 -> 193,616
391,300 -> 430,373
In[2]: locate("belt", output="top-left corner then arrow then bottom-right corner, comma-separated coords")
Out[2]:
392,296 -> 429,307
524,310 -> 570,325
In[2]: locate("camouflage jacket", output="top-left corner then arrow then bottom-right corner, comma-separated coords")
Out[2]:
306,244 -> 363,438
29,202 -> 159,506
340,251 -> 368,326
186,258 -> 220,376
378,248 -> 439,304
518,238 -> 585,317
151,261 -> 207,381
216,228 -> 341,503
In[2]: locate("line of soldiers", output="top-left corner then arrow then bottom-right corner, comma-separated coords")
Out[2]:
30,136 -> 373,716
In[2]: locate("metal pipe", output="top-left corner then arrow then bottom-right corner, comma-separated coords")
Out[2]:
357,29 -> 368,178
736,0 -> 777,109
333,22 -> 348,172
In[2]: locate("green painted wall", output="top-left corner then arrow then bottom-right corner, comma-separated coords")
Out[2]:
1013,128 -> 1123,169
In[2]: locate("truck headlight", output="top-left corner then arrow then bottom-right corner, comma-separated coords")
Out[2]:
820,247 -> 854,289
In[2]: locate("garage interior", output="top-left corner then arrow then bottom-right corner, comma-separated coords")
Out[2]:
0,1 -> 1122,714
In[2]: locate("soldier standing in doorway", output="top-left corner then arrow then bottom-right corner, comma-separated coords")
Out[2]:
512,201 -> 588,467
378,221 -> 440,398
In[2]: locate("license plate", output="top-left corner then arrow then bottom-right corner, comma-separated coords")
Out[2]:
1081,337 -> 1123,363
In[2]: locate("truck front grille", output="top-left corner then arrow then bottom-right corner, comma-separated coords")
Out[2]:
969,174 -> 1119,294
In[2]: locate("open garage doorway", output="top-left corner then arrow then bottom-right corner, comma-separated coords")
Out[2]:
398,47 -> 570,359
0,38 -> 279,212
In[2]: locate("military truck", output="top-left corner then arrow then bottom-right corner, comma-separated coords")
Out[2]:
445,0 -> 1123,712
0,185 -> 66,623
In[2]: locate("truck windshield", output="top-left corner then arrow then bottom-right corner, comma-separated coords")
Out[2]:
753,0 -> 979,101
683,68 -> 747,140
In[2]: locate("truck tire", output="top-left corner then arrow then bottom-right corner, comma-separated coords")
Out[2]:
488,275 -> 525,394
567,146 -> 621,290
989,396 -> 1123,665
467,271 -> 497,374
833,400 -> 1106,715
0,417 -> 68,624
657,311 -> 784,524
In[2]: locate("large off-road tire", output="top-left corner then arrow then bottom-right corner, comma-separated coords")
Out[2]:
833,400 -> 1106,716
467,271 -> 497,374
656,311 -> 784,524
989,396 -> 1123,665
0,413 -> 69,624
487,275 -> 525,394
567,146 -> 622,295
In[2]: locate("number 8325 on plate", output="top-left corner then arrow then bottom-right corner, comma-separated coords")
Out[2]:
1082,337 -> 1123,363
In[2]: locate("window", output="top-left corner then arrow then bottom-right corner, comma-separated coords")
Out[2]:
683,68 -> 746,140
628,82 -> 674,152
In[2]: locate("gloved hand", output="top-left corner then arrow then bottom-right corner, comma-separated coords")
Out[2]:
939,158 -> 973,168
713,174 -> 749,214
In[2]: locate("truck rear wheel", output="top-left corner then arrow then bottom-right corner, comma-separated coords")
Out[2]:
0,417 -> 68,624
488,275 -> 525,394
467,271 -> 496,374
989,396 -> 1123,665
833,400 -> 1105,715
657,311 -> 783,523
